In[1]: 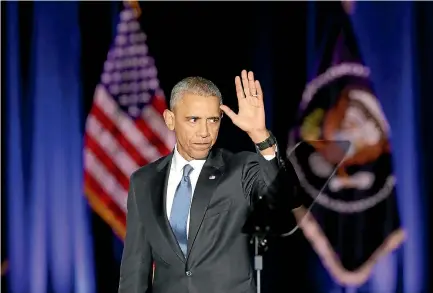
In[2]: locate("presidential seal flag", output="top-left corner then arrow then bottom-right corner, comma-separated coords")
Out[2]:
287,11 -> 405,286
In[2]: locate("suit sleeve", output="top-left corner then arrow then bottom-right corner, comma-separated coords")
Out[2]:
118,174 -> 153,293
242,143 -> 302,210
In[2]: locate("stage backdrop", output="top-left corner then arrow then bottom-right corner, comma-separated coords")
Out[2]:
3,2 -> 431,293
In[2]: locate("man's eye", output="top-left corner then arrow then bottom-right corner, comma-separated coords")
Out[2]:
189,118 -> 197,123
209,118 -> 219,123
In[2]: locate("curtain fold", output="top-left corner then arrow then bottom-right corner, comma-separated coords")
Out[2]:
6,3 -> 29,291
5,2 -> 96,292
350,3 -> 425,292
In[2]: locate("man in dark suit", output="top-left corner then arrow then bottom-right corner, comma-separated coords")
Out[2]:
118,70 -> 299,293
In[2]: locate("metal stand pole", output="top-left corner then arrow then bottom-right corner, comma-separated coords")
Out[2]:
254,236 -> 262,293
252,233 -> 268,293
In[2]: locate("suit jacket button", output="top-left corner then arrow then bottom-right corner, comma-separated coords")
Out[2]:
185,271 -> 192,277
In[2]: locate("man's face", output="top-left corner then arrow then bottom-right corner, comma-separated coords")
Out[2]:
164,93 -> 221,161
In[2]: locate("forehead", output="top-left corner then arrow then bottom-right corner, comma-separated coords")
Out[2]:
175,93 -> 220,115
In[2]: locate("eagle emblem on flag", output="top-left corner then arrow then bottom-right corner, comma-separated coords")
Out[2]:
287,16 -> 405,286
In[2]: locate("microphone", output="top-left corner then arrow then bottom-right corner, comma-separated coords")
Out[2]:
242,196 -> 272,249
242,152 -> 302,243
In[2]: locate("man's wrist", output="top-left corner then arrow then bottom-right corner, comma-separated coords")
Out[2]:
248,129 -> 270,144
248,129 -> 277,156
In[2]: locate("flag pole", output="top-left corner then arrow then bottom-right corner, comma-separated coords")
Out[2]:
124,0 -> 141,17
341,0 -> 355,15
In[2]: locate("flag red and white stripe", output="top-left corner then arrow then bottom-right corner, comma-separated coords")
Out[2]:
84,4 -> 175,239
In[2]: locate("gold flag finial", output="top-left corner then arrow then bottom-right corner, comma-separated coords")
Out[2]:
124,0 -> 141,17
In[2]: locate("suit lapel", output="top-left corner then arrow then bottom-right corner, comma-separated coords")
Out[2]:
150,153 -> 186,263
187,149 -> 225,257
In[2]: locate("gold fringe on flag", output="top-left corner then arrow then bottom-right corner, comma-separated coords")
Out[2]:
124,0 -> 142,17
1,260 -> 9,276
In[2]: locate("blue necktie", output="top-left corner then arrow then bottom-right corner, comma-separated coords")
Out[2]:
169,164 -> 194,257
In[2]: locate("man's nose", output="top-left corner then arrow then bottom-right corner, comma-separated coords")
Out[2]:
197,121 -> 210,137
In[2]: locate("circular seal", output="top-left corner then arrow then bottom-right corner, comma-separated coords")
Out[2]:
287,62 -> 396,213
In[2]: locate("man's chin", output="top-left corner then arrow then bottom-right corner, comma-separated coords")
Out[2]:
190,147 -> 211,160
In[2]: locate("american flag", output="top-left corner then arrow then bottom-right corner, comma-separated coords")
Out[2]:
84,4 -> 175,239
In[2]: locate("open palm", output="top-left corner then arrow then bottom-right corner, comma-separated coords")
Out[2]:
220,70 -> 266,134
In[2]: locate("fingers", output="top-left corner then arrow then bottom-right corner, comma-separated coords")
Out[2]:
235,76 -> 245,100
236,70 -> 261,99
255,80 -> 263,101
248,71 -> 257,96
241,70 -> 251,97
220,105 -> 237,121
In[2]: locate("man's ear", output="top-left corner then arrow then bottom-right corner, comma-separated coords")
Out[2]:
163,109 -> 175,131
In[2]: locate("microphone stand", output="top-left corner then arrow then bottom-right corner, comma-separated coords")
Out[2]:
243,196 -> 273,293
250,225 -> 269,293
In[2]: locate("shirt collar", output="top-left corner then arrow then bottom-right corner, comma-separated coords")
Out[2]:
172,144 -> 206,174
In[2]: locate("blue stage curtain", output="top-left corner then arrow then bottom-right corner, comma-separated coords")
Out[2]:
350,3 -> 426,293
305,2 -> 429,292
5,2 -> 96,293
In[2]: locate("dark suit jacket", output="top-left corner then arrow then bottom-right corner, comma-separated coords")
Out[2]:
118,147 -> 299,293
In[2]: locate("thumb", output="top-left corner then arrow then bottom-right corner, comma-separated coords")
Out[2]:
220,105 -> 237,121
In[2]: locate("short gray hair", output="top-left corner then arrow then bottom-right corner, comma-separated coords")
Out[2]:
169,76 -> 223,110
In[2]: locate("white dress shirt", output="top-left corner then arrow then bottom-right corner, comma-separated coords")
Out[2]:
166,145 -> 276,236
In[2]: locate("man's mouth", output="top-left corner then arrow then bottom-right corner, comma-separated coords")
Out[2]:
193,142 -> 211,148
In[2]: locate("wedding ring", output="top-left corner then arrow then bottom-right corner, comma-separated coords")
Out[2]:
252,94 -> 258,97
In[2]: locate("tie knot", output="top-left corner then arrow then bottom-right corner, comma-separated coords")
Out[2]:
182,164 -> 193,178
